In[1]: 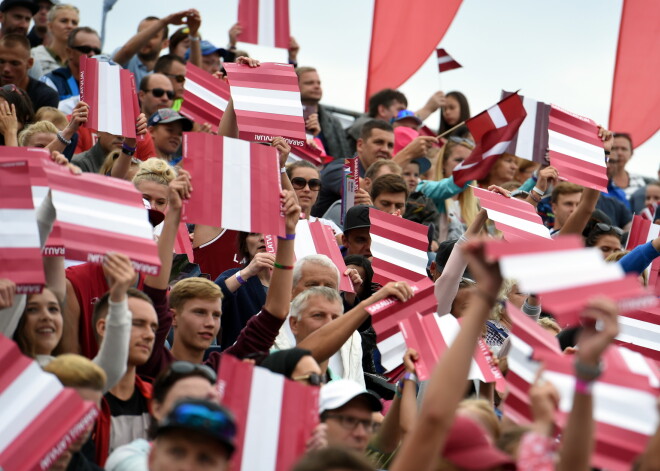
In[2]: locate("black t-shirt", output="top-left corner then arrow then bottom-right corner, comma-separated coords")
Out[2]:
104,387 -> 150,455
596,194 -> 632,229
26,77 -> 60,111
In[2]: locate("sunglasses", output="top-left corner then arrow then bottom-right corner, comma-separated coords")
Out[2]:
165,73 -> 186,83
449,136 -> 475,149
147,88 -> 175,100
291,177 -> 321,191
292,372 -> 326,386
594,222 -> 624,237
323,413 -> 378,433
163,361 -> 217,384
168,403 -> 236,441
71,45 -> 102,55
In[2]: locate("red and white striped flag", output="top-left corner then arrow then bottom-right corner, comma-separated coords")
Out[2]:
183,133 -> 285,237
79,56 -> 139,139
223,62 -> 306,147
399,312 -> 506,390
472,186 -> 551,240
501,91 -> 550,163
237,0 -> 290,49
0,334 -> 99,471
616,306 -> 660,361
640,202 -> 658,222
366,278 -> 436,372
180,62 -> 230,133
174,222 -> 194,263
217,354 -> 319,471
0,161 -> 44,294
42,161 -> 160,275
626,215 -> 660,250
288,140 -> 325,166
453,94 -> 527,186
547,105 -> 607,192
368,208 -> 430,285
436,48 -> 461,73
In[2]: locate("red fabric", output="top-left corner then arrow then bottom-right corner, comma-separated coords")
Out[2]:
365,0 -> 463,109
74,127 -> 156,161
192,229 -> 242,280
609,0 -> 660,147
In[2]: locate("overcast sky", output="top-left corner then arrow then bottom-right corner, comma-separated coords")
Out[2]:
69,0 -> 658,178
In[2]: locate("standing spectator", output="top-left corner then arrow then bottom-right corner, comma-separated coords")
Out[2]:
31,3 -> 79,76
153,54 -> 186,102
346,88 -> 407,153
369,173 -> 408,215
139,73 -> 174,117
609,132 -> 649,200
27,0 -> 53,47
0,0 -> 36,37
0,33 -> 58,110
147,108 -> 192,162
549,182 -> 583,236
438,90 -> 470,138
186,40 -> 230,76
296,66 -> 351,159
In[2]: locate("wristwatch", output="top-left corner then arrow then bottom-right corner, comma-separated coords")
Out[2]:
574,359 -> 602,382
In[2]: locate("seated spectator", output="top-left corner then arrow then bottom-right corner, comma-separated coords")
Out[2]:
17,118 -> 57,146
71,126 -> 137,174
261,347 -> 324,385
644,181 -> 660,211
187,39 -> 230,76
342,205 -> 372,258
30,3 -> 79,76
585,222 -> 623,259
153,54 -> 186,103
514,158 -> 539,184
0,0 -> 36,37
133,157 -> 176,212
34,104 -> 66,128
390,109 -> 421,129
369,173 -> 408,215
477,153 -> 519,188
610,132 -> 649,200
549,182 -> 583,235
438,90 -> 470,138
363,159 -> 401,193
0,82 -> 34,146
100,149 -> 141,180
139,73 -> 174,118
0,33 -> 58,110
146,108 -> 192,162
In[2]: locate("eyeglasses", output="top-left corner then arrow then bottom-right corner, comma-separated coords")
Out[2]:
594,222 -> 624,237
164,361 -> 217,384
71,45 -> 102,55
165,73 -> 186,83
146,88 -> 175,100
168,403 -> 236,441
292,373 -> 326,386
291,177 -> 321,191
324,413 -> 377,433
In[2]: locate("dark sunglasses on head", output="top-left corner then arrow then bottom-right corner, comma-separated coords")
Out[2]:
165,73 -> 186,83
292,372 -> 326,386
71,45 -> 102,55
147,88 -> 175,100
594,222 -> 624,237
291,177 -> 321,191
164,361 -> 217,384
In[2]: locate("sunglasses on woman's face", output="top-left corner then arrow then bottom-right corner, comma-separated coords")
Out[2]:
290,177 -> 321,191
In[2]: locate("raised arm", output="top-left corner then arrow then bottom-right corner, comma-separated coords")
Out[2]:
186,10 -> 202,68
525,166 -> 557,208
217,56 -> 260,137
111,113 -> 147,179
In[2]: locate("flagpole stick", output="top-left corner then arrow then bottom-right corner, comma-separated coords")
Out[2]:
437,120 -> 466,138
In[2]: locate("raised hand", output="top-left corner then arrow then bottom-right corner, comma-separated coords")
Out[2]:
271,136 -> 291,168
103,253 -> 137,303
167,168 -> 192,211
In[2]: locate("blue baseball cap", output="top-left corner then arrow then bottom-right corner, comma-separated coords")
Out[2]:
185,40 -> 230,60
391,109 -> 422,126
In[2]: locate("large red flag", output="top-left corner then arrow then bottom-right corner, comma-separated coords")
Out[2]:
365,0 -> 463,109
609,0 -> 660,147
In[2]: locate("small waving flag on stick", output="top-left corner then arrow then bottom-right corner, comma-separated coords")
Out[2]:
436,48 -> 461,73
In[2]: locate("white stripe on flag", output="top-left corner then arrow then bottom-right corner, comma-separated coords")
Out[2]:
482,208 -> 551,238
507,336 -> 539,383
378,331 -> 407,372
51,190 -> 153,240
0,209 -> 40,248
294,220 -> 317,259
487,106 -> 507,128
97,62 -> 122,136
548,129 -> 605,166
514,96 -> 538,161
31,185 -> 49,209
435,314 -> 485,382
257,0 -> 276,47
499,248 -> 623,293
617,347 -> 659,388
437,56 -> 454,65
241,367 -> 283,470
482,140 -> 513,158
185,79 -> 228,111
0,362 -> 63,454
221,138 -> 252,232
617,316 -> 660,352
231,86 -> 303,116
370,233 -> 428,276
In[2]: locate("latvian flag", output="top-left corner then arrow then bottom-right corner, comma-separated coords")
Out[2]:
472,186 -> 551,240
399,312 -> 505,391
223,62 -> 306,147
436,48 -> 461,73
42,161 -> 160,275
218,354 -> 319,471
79,56 -> 139,139
453,94 -> 527,186
180,62 -> 230,133
237,0 -> 290,49
183,133 -> 285,237
174,222 -> 194,263
547,105 -> 607,192
626,215 -> 659,250
640,202 -> 659,222
616,306 -> 660,361
366,278 -> 437,372
0,334 -> 100,471
0,161 -> 44,294
368,208 -> 430,285
501,90 -> 550,164
288,140 -> 324,166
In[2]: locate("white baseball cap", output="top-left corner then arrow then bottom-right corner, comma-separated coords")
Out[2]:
319,379 -> 382,414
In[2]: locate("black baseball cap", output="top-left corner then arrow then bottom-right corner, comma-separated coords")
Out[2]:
0,0 -> 39,14
343,205 -> 372,233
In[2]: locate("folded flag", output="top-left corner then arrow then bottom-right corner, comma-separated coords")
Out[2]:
237,0 -> 290,49
369,208 -> 430,285
341,158 -> 359,225
183,133 -> 285,237
42,161 -> 160,275
0,334 -> 99,471
223,62 -> 306,147
79,55 -> 139,138
626,215 -> 659,250
218,353 -> 319,471
615,306 -> 660,361
436,48 -> 461,73
453,94 -> 527,186
501,90 -> 550,164
640,202 -> 658,222
547,105 -> 606,192
288,140 -> 325,166
472,186 -> 551,240
0,161 -> 44,294
399,312 -> 505,391
180,62 -> 231,133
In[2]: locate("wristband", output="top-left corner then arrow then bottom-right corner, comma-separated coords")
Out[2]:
56,131 -> 71,146
273,262 -> 294,270
122,142 -> 137,156
280,167 -> 287,174
277,233 -> 296,240
403,372 -> 418,383
575,378 -> 593,395
574,358 -> 603,382
189,35 -> 200,41
529,192 -> 541,203
532,186 -> 544,196
235,271 -> 247,285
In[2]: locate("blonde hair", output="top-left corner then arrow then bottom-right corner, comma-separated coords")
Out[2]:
605,250 -> 647,285
34,107 -> 68,130
169,277 -> 223,311
98,150 -> 140,178
43,354 -> 106,391
434,141 -> 478,228
490,279 -> 517,329
47,4 -> 80,24
132,157 -> 176,187
18,120 -> 58,146
458,398 -> 501,440
537,317 -> 561,335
